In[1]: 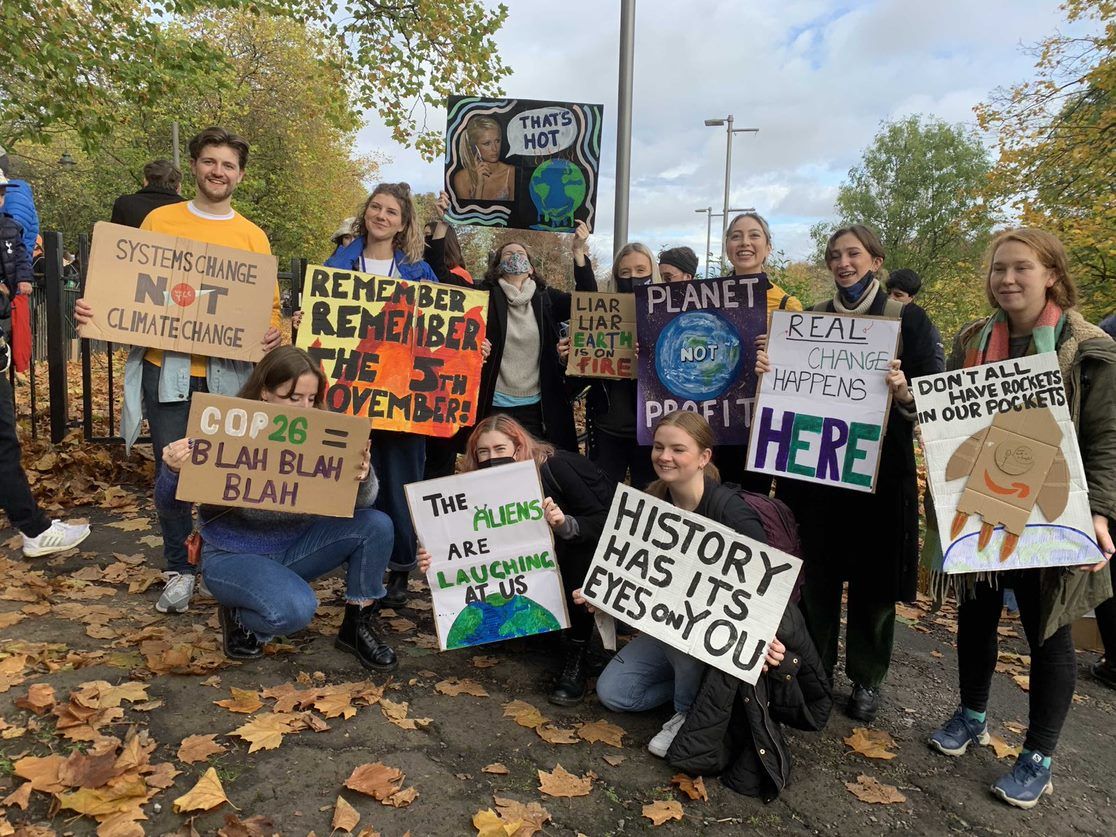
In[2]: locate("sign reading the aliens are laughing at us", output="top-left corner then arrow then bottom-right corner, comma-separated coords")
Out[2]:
443,96 -> 604,232
636,276 -> 769,446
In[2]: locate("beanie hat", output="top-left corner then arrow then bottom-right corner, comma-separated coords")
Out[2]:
658,246 -> 699,277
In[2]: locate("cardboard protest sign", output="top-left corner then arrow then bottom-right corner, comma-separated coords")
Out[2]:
296,265 -> 489,438
175,393 -> 370,517
746,310 -> 900,493
405,461 -> 569,650
443,96 -> 604,232
581,485 -> 801,685
635,275 -> 769,445
569,292 -> 636,379
913,352 -> 1102,572
78,221 -> 276,362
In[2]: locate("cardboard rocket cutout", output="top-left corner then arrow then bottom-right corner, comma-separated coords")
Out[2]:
946,406 -> 1069,561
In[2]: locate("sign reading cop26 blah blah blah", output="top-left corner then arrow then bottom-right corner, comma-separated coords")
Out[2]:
581,485 -> 801,686
746,310 -> 900,493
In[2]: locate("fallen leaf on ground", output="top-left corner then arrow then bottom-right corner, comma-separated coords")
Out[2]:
493,796 -> 551,837
379,699 -> 431,730
537,764 -> 592,798
216,813 -> 277,837
345,763 -> 405,801
930,650 -> 944,659
383,786 -> 418,808
58,748 -> 119,788
1,782 -> 31,810
845,774 -> 907,804
844,727 -> 898,760
576,720 -> 625,748
643,799 -> 684,825
178,734 -> 227,764
14,683 -> 55,714
137,535 -> 163,548
232,713 -> 300,753
602,755 -> 626,767
471,656 -> 500,668
214,688 -> 263,714
1013,674 -> 1030,692
473,808 -> 517,837
671,773 -> 708,801
1003,720 -> 1026,735
989,734 -> 1021,761
387,618 -> 417,633
332,796 -> 361,832
435,678 -> 489,698
12,754 -> 66,793
483,763 -> 509,775
503,700 -> 547,729
536,724 -> 579,745
173,767 -> 232,813
106,518 -> 152,532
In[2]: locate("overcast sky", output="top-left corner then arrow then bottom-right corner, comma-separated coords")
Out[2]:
356,0 -> 1071,269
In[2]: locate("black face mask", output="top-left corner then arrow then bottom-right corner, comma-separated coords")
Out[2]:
477,456 -> 516,469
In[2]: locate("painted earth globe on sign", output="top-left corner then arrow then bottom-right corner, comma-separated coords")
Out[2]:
446,593 -> 561,649
655,310 -> 743,401
528,159 -> 586,231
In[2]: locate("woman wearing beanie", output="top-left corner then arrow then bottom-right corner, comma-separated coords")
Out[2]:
757,224 -> 938,724
657,246 -> 699,283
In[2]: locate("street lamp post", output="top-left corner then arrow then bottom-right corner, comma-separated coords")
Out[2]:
696,206 -> 755,278
704,116 -> 758,254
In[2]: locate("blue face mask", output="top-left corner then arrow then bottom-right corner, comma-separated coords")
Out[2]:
839,270 -> 876,304
499,252 -> 531,276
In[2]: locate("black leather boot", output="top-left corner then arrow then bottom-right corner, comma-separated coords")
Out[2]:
336,603 -> 398,672
219,606 -> 263,661
379,570 -> 410,609
548,638 -> 588,706
846,684 -> 881,723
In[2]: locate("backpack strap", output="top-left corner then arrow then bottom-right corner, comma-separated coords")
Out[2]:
778,294 -> 790,310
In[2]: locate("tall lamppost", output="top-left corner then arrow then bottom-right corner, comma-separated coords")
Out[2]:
696,206 -> 754,278
703,116 -> 758,254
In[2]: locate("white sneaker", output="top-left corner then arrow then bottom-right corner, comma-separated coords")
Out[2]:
22,520 -> 91,558
156,571 -> 195,613
648,711 -> 688,758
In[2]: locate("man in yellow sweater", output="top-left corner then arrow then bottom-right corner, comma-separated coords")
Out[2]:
76,127 -> 281,613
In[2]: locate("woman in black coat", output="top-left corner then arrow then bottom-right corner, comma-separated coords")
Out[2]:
419,414 -> 616,704
426,194 -> 596,452
760,224 -> 939,724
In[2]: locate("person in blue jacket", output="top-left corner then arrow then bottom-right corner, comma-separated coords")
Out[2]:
324,182 -> 438,607
0,147 -> 39,257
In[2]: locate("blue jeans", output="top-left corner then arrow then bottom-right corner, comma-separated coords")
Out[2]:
142,360 -> 207,574
371,429 -> 425,571
596,634 -> 707,714
201,507 -> 394,640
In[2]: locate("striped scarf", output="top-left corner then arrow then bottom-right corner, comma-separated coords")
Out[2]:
962,300 -> 1065,366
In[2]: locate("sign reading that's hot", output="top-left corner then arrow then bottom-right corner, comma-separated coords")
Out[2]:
78,222 -> 277,362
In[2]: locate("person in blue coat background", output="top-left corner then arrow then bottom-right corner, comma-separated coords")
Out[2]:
0,146 -> 39,257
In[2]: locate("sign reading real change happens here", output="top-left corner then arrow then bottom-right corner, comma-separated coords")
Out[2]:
297,265 -> 489,438
635,275 -> 769,445
78,221 -> 277,363
912,353 -> 1101,574
405,461 -> 569,651
175,393 -> 371,517
746,310 -> 900,493
581,485 -> 801,686
570,292 -> 636,379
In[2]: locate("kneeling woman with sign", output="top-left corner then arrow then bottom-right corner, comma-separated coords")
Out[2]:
926,229 -> 1116,810
576,411 -> 831,799
418,414 -> 616,705
155,346 -> 398,671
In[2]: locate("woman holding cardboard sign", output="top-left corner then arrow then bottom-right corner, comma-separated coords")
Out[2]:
417,414 -> 616,706
926,229 -> 1116,810
155,346 -> 399,671
756,223 -> 939,725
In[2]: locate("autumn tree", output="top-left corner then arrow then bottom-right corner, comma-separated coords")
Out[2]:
976,0 -> 1116,320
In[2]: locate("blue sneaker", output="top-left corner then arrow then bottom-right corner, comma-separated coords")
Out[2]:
928,707 -> 989,756
991,751 -> 1053,809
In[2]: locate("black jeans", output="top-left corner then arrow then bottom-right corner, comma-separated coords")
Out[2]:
142,360 -> 207,574
491,402 -> 544,440
371,429 -> 426,572
0,374 -> 50,538
590,428 -> 656,490
957,569 -> 1076,754
1096,593 -> 1116,660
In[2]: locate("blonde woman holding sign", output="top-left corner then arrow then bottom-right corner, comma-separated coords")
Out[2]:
926,229 -> 1116,809
155,347 -> 397,671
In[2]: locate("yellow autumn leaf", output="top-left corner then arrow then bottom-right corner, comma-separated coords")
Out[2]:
173,767 -> 233,813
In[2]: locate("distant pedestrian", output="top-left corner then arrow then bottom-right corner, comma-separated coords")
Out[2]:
110,159 -> 184,228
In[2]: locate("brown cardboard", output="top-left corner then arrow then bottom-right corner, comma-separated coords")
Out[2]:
1072,614 -> 1103,654
77,221 -> 277,362
569,291 -> 637,379
175,393 -> 370,517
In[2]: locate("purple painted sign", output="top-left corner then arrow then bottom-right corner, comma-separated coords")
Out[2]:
635,275 -> 769,445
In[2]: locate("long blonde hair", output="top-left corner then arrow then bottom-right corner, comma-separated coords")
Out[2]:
610,242 -> 661,288
354,183 -> 425,264
457,116 -> 502,196
644,411 -> 721,500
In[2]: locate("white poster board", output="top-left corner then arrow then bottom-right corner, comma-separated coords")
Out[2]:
580,485 -> 802,685
746,310 -> 900,493
405,461 -> 569,649
913,352 -> 1101,572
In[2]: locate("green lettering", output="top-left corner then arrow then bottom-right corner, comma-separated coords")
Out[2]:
841,422 -> 881,488
787,412 -> 821,478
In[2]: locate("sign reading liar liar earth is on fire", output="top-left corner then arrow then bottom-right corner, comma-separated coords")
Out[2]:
581,485 -> 802,686
570,292 -> 636,379
746,310 -> 900,493
78,222 -> 277,362
175,393 -> 371,517
297,265 -> 489,438
405,461 -> 569,651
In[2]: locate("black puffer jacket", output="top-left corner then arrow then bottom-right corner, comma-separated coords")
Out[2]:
666,602 -> 832,801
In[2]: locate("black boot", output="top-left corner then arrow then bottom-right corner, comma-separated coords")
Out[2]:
548,638 -> 588,706
336,603 -> 398,672
846,683 -> 881,723
379,570 -> 410,609
219,606 -> 263,661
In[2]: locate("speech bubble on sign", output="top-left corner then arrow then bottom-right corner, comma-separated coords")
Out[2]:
506,107 -> 578,156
